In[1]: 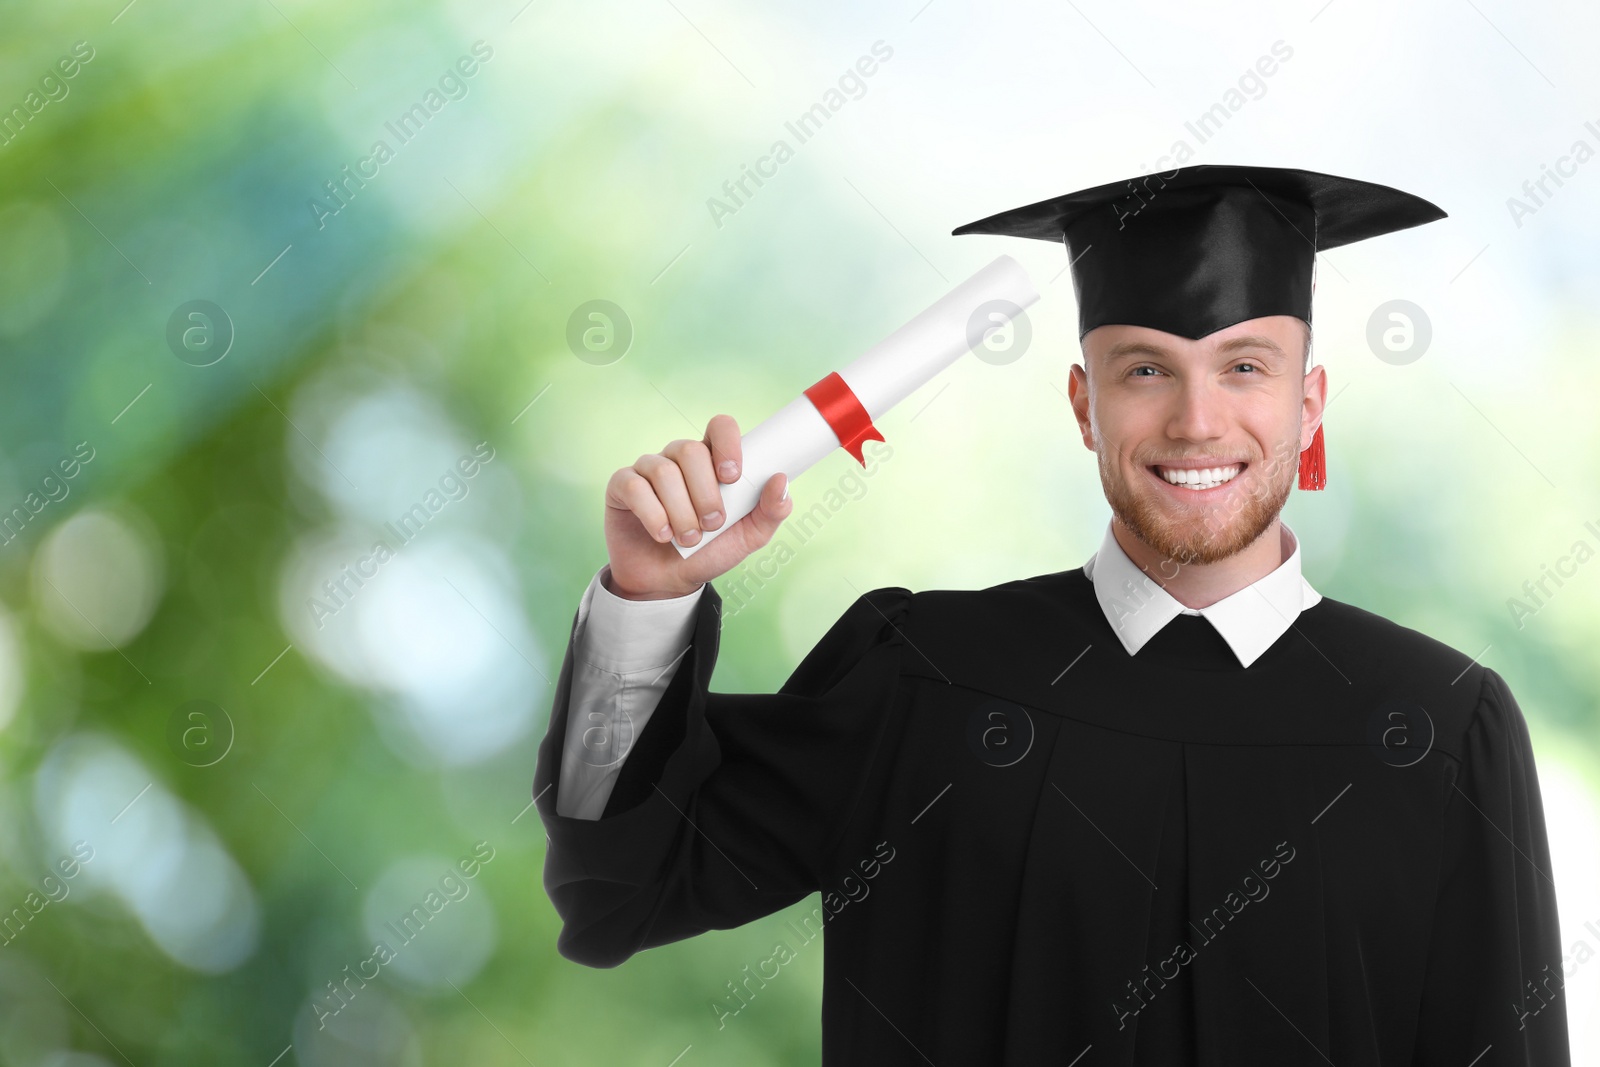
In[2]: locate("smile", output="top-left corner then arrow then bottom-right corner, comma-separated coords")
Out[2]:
1148,463 -> 1244,492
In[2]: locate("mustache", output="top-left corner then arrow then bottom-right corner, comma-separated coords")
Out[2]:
1141,455 -> 1251,466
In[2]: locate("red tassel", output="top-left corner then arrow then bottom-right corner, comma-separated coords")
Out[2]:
1298,424 -> 1326,490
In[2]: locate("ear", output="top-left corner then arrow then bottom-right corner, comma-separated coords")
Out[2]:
1300,362 -> 1328,450
1067,363 -> 1095,451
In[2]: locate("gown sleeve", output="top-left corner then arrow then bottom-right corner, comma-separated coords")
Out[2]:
1413,667 -> 1572,1065
533,578 -> 913,968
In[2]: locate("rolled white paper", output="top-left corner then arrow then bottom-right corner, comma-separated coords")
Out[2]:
676,254 -> 1039,559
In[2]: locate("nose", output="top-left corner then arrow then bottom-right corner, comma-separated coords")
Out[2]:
1165,377 -> 1228,446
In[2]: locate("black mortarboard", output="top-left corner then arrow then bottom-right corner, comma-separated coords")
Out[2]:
951,164 -> 1447,341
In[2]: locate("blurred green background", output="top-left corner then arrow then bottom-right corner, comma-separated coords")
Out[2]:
0,0 -> 1595,1063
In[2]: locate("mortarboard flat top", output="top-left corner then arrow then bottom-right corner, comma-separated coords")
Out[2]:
952,164 -> 1447,341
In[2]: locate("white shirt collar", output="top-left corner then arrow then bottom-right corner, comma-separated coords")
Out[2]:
1082,519 -> 1322,668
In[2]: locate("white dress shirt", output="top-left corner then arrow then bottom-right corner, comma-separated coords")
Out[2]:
556,520 -> 1321,820
555,564 -> 704,819
1083,519 -> 1321,669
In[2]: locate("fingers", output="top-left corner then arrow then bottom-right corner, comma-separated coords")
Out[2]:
703,414 -> 742,484
609,466 -> 675,544
609,416 -> 750,549
659,436 -> 727,537
633,450 -> 710,545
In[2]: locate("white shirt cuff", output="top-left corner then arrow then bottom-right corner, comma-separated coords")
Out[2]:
576,564 -> 705,674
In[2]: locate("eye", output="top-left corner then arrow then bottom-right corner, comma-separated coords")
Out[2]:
1129,365 -> 1162,377
1233,362 -> 1259,374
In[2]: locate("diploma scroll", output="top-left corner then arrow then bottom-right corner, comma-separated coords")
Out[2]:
676,254 -> 1040,559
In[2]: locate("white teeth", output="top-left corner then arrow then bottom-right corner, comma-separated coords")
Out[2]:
1156,464 -> 1241,490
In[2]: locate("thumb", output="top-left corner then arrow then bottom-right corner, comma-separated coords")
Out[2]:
745,472 -> 792,543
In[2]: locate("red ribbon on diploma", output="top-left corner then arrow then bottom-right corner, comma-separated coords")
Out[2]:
803,371 -> 884,467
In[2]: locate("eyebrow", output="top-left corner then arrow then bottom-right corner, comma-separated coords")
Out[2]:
1103,335 -> 1286,363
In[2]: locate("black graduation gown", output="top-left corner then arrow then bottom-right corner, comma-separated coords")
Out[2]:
534,567 -> 1572,1065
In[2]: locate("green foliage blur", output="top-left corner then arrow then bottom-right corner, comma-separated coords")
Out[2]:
0,1 -> 1595,1065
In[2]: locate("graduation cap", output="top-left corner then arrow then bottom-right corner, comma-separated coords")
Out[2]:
952,164 -> 1447,489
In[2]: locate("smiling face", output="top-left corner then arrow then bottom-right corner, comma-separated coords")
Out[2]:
1067,315 -> 1325,567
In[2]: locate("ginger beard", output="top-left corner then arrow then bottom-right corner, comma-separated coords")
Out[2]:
1094,424 -> 1300,567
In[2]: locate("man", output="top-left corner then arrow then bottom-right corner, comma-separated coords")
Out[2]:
534,165 -> 1571,1064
